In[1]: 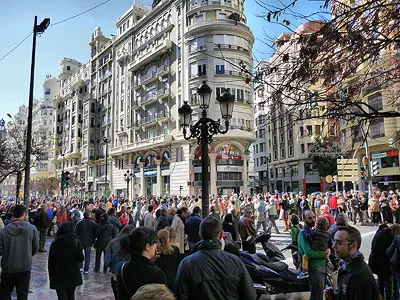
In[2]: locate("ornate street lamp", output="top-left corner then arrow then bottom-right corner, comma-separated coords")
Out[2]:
178,81 -> 234,218
124,170 -> 134,199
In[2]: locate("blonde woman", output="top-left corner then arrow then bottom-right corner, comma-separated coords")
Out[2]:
155,229 -> 180,289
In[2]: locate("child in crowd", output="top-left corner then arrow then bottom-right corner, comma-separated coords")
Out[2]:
297,216 -> 331,279
289,214 -> 302,269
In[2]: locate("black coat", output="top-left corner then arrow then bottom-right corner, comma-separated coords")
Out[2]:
368,229 -> 394,276
156,214 -> 169,232
174,238 -> 256,300
37,209 -> 50,230
222,221 -> 237,241
337,253 -> 379,300
156,245 -> 181,290
185,214 -> 202,243
116,254 -> 167,300
48,233 -> 84,289
95,222 -> 118,250
75,218 -> 97,247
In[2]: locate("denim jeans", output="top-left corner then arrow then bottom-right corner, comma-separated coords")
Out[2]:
308,266 -> 327,300
82,246 -> 92,272
95,248 -> 107,272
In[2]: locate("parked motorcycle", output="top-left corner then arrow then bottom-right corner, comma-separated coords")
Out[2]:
240,233 -> 310,299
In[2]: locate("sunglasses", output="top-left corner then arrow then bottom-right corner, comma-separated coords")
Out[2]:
332,239 -> 352,246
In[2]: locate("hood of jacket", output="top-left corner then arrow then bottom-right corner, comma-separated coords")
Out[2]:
5,221 -> 31,236
194,238 -> 222,252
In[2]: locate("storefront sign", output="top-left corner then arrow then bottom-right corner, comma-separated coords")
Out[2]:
217,165 -> 243,172
372,152 -> 387,159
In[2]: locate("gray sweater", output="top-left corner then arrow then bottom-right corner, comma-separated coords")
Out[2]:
0,221 -> 39,273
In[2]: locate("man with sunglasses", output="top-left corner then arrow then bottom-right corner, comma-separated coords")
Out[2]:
333,226 -> 379,300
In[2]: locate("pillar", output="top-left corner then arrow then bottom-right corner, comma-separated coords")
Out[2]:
156,159 -> 162,197
209,153 -> 217,197
140,162 -> 145,196
242,154 -> 249,195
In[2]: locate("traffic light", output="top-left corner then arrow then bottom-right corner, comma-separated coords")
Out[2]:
61,171 -> 71,188
360,166 -> 367,181
371,161 -> 380,177
389,138 -> 395,148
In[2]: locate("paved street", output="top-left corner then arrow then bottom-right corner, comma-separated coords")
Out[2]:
13,220 -> 379,300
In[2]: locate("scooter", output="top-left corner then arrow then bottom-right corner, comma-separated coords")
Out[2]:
240,233 -> 310,299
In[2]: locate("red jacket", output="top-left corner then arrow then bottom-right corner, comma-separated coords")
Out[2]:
320,212 -> 335,227
120,213 -> 129,226
329,196 -> 338,209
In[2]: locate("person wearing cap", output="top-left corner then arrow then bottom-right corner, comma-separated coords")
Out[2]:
238,207 -> 257,253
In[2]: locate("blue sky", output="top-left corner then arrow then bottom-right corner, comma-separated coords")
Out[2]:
0,0 -> 326,118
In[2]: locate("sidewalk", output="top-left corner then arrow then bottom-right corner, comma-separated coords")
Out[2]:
24,238 -> 114,299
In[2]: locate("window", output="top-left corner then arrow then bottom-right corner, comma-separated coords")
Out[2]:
274,150 -> 278,160
281,148 -> 285,158
67,66 -> 70,71
280,133 -> 284,143
315,125 -> 321,135
288,129 -> 293,140
216,64 -> 225,74
176,146 -> 184,162
301,144 -> 305,153
306,125 -> 312,135
329,125 -> 336,136
370,118 -> 385,138
289,145 -> 294,156
45,89 -> 51,95
368,93 -> 383,111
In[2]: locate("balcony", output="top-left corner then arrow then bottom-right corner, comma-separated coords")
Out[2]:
186,19 -> 252,37
214,70 -> 243,77
128,39 -> 173,72
214,43 -> 250,53
141,92 -> 158,106
157,65 -> 169,75
190,71 -> 207,80
139,115 -> 157,126
141,71 -> 157,85
156,88 -> 170,98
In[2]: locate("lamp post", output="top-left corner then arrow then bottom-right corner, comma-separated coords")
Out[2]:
264,156 -> 271,193
61,153 -> 65,205
23,16 -> 50,207
124,170 -> 132,199
103,137 -> 109,196
178,81 -> 234,218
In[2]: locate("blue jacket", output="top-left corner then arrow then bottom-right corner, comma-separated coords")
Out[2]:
185,214 -> 202,243
46,208 -> 53,220
104,241 -> 130,275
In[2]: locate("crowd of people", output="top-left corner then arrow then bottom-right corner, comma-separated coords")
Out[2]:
0,188 -> 399,299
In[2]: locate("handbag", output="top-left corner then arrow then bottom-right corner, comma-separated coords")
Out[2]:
120,262 -> 131,298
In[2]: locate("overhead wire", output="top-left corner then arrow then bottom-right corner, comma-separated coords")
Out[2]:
0,0 -> 112,64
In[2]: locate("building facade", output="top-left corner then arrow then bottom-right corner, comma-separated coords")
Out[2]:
253,23 -> 340,194
31,76 -> 59,179
50,0 -> 255,198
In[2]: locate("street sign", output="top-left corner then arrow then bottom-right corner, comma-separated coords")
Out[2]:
337,158 -> 360,182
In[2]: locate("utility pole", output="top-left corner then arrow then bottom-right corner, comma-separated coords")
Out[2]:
23,16 -> 50,207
